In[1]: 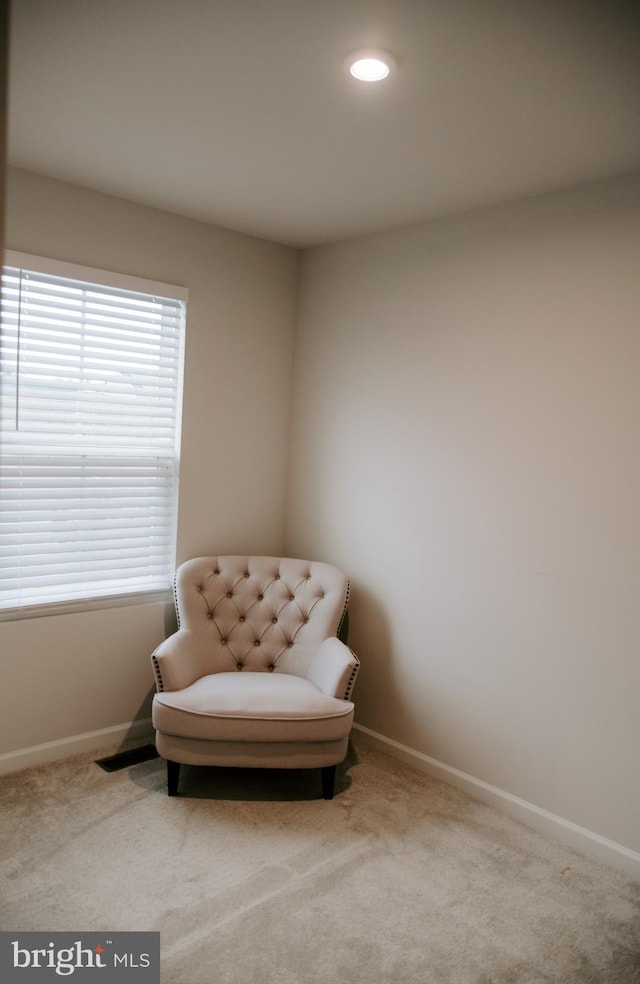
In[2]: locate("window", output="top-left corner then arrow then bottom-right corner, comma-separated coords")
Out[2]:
0,251 -> 187,619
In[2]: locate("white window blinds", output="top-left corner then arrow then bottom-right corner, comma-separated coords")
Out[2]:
0,251 -> 187,617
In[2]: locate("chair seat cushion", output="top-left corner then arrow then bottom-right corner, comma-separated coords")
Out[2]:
152,671 -> 354,743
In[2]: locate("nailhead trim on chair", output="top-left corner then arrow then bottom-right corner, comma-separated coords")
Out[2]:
343,654 -> 360,701
152,654 -> 164,692
173,572 -> 181,630
337,581 -> 350,640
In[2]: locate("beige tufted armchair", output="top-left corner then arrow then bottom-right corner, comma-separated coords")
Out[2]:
151,556 -> 359,798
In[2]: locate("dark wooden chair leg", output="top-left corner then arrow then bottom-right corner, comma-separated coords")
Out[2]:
167,759 -> 180,796
321,764 -> 337,800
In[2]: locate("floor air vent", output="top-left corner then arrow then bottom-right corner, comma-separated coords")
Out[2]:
95,744 -> 159,772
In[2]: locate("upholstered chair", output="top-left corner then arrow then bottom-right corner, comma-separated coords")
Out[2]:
151,556 -> 359,798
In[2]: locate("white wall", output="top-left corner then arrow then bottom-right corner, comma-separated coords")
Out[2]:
1,168 -> 298,760
286,173 -> 640,856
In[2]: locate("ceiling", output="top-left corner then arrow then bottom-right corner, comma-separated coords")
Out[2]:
8,0 -> 640,248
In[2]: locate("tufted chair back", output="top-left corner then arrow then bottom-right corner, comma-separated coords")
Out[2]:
172,555 -> 350,680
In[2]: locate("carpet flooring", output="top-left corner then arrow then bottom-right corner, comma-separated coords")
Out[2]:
1,741 -> 638,983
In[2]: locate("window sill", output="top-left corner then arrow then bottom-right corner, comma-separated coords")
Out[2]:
0,588 -> 173,622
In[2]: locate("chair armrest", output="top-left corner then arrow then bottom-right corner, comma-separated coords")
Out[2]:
306,637 -> 360,701
151,630 -> 209,692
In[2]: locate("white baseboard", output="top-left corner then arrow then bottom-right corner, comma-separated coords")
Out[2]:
0,718 -> 155,776
352,722 -> 640,882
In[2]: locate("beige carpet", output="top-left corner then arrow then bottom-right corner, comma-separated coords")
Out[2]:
1,741 -> 639,983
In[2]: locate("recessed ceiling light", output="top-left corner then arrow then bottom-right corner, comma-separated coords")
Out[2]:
347,49 -> 397,83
